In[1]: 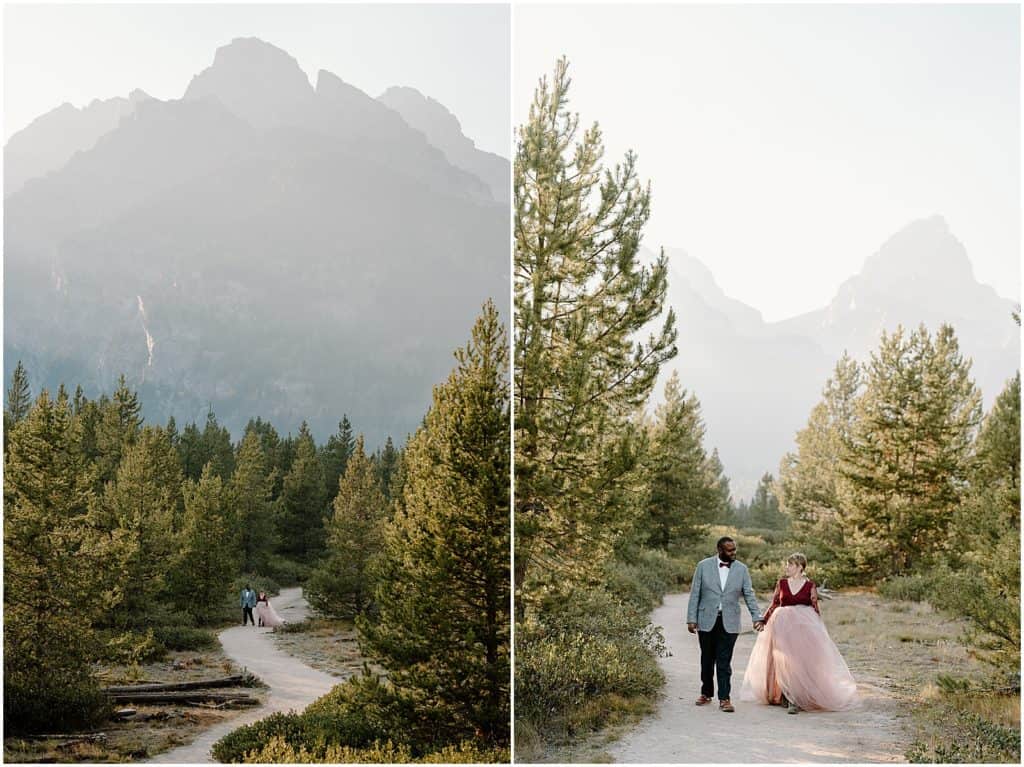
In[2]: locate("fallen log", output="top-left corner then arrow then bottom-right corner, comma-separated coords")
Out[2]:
27,733 -> 107,741
105,691 -> 258,706
103,675 -> 248,694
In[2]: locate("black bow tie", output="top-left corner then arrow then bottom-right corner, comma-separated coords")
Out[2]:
719,561 -> 731,568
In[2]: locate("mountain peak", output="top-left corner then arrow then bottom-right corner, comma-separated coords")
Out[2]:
183,37 -> 313,128
861,214 -> 974,287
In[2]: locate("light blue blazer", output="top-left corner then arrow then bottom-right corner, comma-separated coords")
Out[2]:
686,556 -> 762,633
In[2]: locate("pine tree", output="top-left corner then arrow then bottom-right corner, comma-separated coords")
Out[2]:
705,448 -> 733,523
778,353 -> 861,545
276,421 -> 326,562
4,390 -> 121,732
514,59 -> 677,606
374,436 -> 399,500
320,415 -> 355,505
307,436 -> 386,618
178,420 -> 205,480
936,373 -> 1020,669
174,465 -> 238,625
841,325 -> 982,576
201,409 -> 235,479
5,360 -> 32,426
359,302 -> 510,744
93,374 -> 143,487
746,472 -> 786,529
95,426 -> 183,627
641,372 -> 718,546
230,430 -> 276,573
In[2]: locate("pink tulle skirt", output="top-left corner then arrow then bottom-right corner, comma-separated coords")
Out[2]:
740,605 -> 858,711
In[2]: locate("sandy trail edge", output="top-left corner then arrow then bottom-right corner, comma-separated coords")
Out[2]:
148,587 -> 337,764
608,593 -> 909,763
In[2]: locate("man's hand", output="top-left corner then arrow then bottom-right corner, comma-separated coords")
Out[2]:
687,622 -> 698,634
753,620 -> 765,632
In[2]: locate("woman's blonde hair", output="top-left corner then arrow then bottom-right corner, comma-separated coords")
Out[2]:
787,552 -> 808,571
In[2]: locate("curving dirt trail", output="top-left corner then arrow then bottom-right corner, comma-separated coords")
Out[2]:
608,593 -> 909,763
149,587 -> 337,764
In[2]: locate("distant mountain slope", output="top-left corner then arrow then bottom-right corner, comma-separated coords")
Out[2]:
379,86 -> 510,204
655,216 -> 1019,499
4,38 -> 508,447
4,89 -> 152,197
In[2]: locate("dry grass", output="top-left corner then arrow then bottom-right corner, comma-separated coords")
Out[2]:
3,648 -> 264,763
823,590 -> 1019,763
270,617 -> 382,678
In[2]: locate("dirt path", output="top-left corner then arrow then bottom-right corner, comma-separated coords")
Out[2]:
609,593 -> 908,763
149,587 -> 337,763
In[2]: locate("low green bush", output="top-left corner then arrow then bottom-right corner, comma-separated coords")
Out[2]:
213,674 -> 475,762
96,629 -> 166,664
263,556 -> 311,587
515,632 -> 663,720
907,705 -> 1020,763
879,573 -> 937,603
4,670 -> 111,735
231,574 -> 282,598
241,735 -> 510,763
153,626 -> 218,651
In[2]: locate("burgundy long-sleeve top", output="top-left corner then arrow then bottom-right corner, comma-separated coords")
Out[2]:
762,577 -> 820,623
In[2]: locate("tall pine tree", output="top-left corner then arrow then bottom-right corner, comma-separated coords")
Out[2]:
276,421 -> 326,562
230,430 -> 276,573
173,465 -> 238,625
514,59 -> 676,607
94,426 -> 183,627
360,302 -> 510,744
4,391 -> 121,732
641,371 -> 719,546
841,325 -> 981,576
778,353 -> 861,546
307,436 -> 386,618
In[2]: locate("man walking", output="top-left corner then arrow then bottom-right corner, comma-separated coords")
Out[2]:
240,584 -> 257,626
686,536 -> 764,712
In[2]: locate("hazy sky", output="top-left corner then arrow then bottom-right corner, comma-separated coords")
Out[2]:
515,3 -> 1020,321
4,3 -> 511,157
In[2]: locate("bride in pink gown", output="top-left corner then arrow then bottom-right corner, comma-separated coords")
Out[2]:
740,553 -> 858,713
254,591 -> 285,628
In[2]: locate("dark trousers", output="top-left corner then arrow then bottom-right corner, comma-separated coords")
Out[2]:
242,606 -> 255,625
698,613 -> 739,701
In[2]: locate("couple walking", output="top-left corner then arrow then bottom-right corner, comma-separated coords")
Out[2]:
240,585 -> 285,628
686,536 -> 858,714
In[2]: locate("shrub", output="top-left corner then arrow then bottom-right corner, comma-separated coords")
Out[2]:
231,574 -> 281,598
153,626 -> 217,651
4,670 -> 110,735
96,629 -> 166,664
241,735 -> 510,763
263,556 -> 311,587
907,705 -> 1020,763
213,674 -> 434,762
515,632 -> 663,720
879,573 -> 937,603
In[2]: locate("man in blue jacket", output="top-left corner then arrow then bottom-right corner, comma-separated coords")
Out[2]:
686,536 -> 764,712
240,584 -> 257,626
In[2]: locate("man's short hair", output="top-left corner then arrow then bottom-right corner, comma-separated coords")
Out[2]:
716,536 -> 735,549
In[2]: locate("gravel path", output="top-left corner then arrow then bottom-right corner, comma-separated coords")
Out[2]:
149,587 -> 337,763
608,593 -> 907,763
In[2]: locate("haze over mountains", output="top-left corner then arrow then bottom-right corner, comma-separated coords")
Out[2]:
4,37 -> 509,447
654,215 -> 1020,499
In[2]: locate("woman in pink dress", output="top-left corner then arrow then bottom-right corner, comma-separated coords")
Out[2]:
254,590 -> 286,628
740,553 -> 858,714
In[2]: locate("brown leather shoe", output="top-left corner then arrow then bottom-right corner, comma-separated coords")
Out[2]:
695,694 -> 713,706
719,699 -> 735,712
